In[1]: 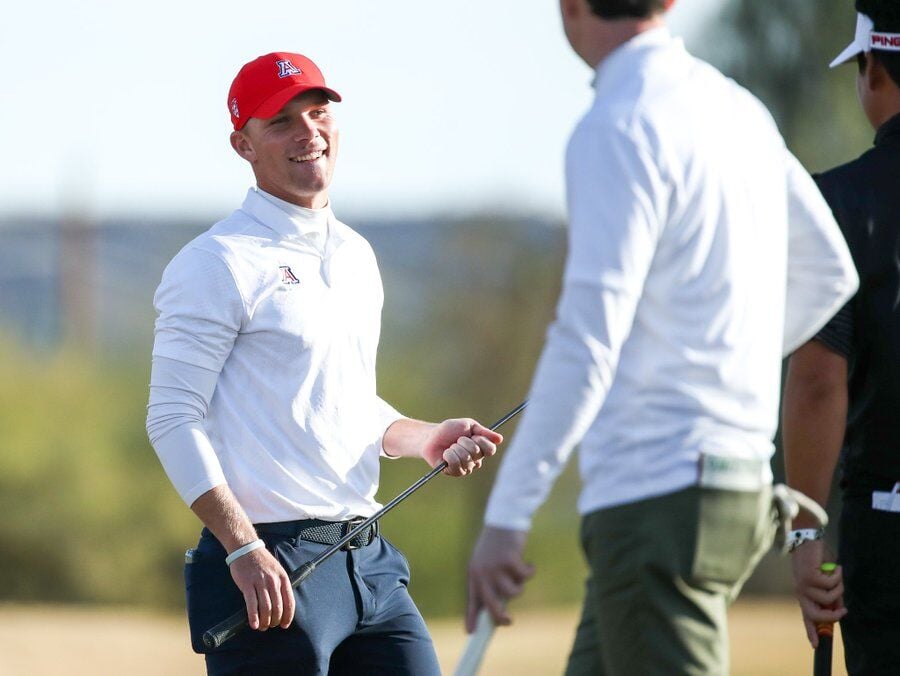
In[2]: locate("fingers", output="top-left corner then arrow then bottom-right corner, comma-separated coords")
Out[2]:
466,573 -> 482,633
798,594 -> 846,625
242,585 -> 260,630
268,583 -> 283,629
442,434 -> 499,477
804,616 -> 819,649
280,570 -> 296,629
468,559 -> 535,626
803,582 -> 844,608
231,548 -> 293,632
473,574 -> 511,628
258,587 -> 273,630
466,528 -> 533,629
471,422 -> 504,445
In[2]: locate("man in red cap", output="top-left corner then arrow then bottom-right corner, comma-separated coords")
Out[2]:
465,0 -> 858,673
146,51 -> 503,674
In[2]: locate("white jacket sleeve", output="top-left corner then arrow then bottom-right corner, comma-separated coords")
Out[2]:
484,125 -> 666,531
146,356 -> 227,506
782,151 -> 858,355
148,245 -> 244,505
375,396 -> 406,459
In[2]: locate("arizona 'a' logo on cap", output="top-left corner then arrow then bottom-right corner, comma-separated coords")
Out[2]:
280,265 -> 300,284
230,97 -> 240,119
276,59 -> 302,78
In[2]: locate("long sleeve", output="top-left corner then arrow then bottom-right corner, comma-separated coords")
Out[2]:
148,245 -> 244,505
484,125 -> 666,531
146,356 -> 227,505
375,396 -> 406,458
782,151 -> 859,356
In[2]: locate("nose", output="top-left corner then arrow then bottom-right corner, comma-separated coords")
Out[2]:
292,116 -> 318,144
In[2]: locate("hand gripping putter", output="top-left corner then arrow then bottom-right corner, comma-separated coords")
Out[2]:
813,562 -> 837,676
202,400 -> 528,650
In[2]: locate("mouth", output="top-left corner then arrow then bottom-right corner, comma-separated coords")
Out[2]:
289,148 -> 327,163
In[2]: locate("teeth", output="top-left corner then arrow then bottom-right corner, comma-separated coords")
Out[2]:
290,150 -> 324,163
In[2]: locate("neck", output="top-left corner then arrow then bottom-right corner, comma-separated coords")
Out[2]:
872,100 -> 900,132
256,181 -> 329,210
256,186 -> 330,216
579,15 -> 666,69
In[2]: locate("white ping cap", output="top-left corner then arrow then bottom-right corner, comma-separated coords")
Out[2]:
831,12 -> 900,68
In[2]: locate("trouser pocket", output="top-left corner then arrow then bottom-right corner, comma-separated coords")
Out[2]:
184,531 -> 246,654
690,487 -> 773,590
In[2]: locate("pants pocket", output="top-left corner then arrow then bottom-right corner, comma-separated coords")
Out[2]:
184,535 -> 246,654
690,488 -> 773,588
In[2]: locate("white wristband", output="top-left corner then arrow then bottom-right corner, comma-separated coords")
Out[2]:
787,528 -> 824,553
225,539 -> 265,566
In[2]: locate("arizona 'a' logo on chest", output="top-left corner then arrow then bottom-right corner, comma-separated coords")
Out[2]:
279,265 -> 300,284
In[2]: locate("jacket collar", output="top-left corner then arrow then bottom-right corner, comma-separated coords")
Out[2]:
593,26 -> 682,96
241,187 -> 332,241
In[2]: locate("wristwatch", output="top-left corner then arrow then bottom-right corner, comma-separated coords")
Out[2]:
787,528 -> 825,553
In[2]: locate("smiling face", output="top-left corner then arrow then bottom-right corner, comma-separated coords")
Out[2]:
230,89 -> 339,209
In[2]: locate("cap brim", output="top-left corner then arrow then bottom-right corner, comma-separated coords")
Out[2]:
250,84 -> 342,121
830,41 -> 864,68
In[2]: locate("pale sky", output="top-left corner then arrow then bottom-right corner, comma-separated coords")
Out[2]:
0,0 -> 723,221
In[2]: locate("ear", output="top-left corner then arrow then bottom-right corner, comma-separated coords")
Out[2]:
559,0 -> 581,21
866,52 -> 889,92
230,130 -> 256,163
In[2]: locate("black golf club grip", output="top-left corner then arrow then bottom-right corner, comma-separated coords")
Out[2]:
813,634 -> 833,676
202,611 -> 248,651
202,561 -> 317,650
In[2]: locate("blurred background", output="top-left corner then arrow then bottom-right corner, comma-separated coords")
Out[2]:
0,0 -> 867,673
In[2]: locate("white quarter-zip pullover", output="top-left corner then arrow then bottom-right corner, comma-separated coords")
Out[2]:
485,29 -> 858,530
147,188 -> 403,523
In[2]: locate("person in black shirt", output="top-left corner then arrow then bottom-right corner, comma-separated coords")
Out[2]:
783,1 -> 900,673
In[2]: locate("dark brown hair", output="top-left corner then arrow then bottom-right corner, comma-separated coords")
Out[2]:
586,0 -> 668,20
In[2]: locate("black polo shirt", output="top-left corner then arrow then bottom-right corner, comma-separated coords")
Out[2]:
814,112 -> 900,496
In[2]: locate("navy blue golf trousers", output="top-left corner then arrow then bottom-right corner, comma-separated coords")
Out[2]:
185,524 -> 440,675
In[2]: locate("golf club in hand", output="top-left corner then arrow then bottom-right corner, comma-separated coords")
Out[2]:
813,562 -> 837,676
203,400 -> 528,649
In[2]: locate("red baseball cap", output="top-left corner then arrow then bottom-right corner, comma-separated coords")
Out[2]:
228,52 -> 342,131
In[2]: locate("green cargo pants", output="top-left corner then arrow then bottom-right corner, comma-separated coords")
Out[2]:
565,486 -> 775,676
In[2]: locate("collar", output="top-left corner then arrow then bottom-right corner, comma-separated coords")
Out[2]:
242,187 -> 332,241
592,26 -> 682,95
875,112 -> 900,147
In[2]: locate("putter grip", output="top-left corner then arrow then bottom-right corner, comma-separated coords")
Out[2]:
202,561 -> 317,650
202,611 -> 247,650
813,562 -> 837,676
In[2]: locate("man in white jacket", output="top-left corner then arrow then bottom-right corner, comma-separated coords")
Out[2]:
147,52 -> 502,675
465,1 -> 858,673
